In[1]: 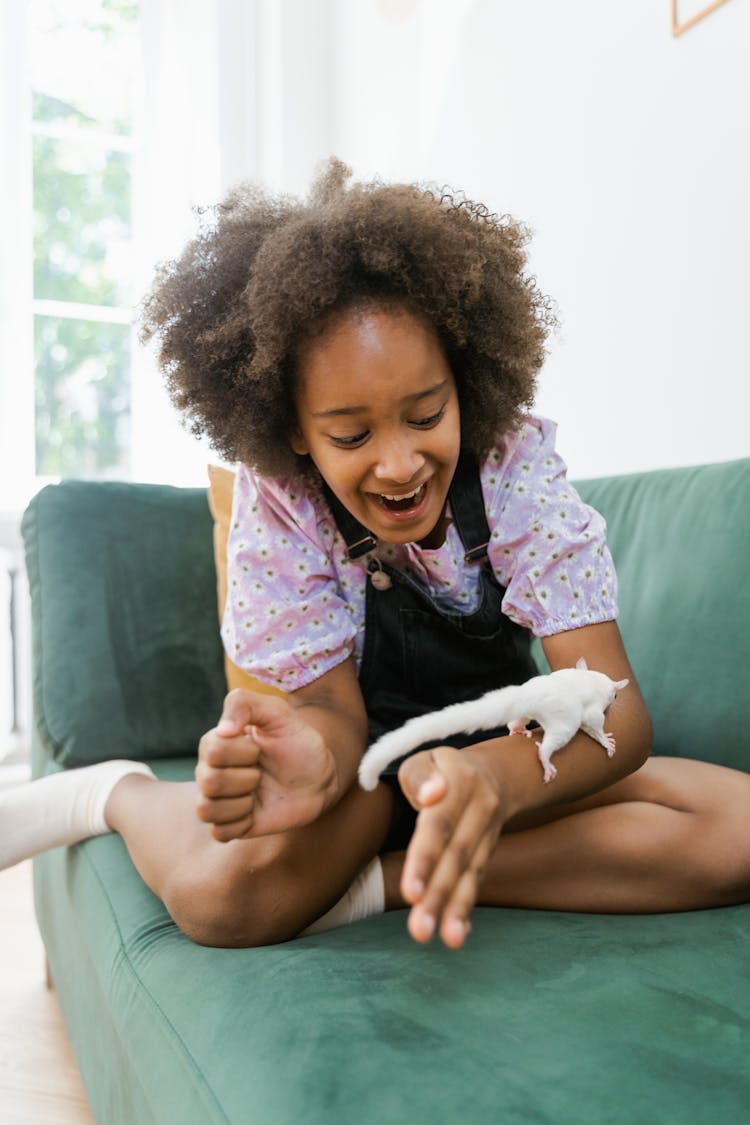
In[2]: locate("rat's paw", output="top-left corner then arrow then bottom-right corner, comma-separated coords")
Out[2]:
508,719 -> 534,739
535,742 -> 558,783
604,732 -> 617,756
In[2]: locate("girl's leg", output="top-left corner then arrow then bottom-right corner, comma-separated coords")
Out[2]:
382,757 -> 750,913
105,773 -> 395,947
0,760 -> 155,871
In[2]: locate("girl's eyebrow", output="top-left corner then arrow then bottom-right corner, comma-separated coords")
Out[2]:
311,379 -> 450,418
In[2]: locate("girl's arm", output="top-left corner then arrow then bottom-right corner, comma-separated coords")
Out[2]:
398,620 -> 652,945
194,657 -> 369,841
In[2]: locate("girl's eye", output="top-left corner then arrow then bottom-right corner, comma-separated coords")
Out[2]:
411,407 -> 445,429
330,431 -> 369,448
328,406 -> 445,448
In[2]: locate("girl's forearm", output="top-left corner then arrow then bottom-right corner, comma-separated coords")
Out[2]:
464,700 -> 653,824
293,699 -> 367,804
287,657 -> 371,808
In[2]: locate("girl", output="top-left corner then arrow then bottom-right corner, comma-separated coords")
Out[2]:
4,161 -> 749,949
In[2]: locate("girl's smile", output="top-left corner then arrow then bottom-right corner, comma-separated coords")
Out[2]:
291,305 -> 461,547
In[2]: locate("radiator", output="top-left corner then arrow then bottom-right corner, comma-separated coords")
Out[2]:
0,539 -> 31,764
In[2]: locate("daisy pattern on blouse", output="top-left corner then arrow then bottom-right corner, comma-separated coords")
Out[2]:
221,415 -> 618,692
485,418 -> 617,635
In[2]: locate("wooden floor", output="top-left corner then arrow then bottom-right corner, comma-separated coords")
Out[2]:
0,859 -> 94,1124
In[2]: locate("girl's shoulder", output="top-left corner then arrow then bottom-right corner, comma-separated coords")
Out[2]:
233,461 -> 331,537
479,414 -> 563,495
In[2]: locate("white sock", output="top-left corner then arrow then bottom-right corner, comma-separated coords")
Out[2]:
0,759 -> 155,871
300,857 -> 385,936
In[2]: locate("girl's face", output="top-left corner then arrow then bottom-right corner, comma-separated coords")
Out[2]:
291,305 -> 461,547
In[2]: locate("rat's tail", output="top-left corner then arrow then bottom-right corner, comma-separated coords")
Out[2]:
358,686 -> 517,790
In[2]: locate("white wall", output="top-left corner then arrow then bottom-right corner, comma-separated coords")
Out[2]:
317,0 -> 750,479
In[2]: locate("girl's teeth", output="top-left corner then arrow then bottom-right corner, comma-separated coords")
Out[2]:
380,486 -> 420,501
377,482 -> 427,512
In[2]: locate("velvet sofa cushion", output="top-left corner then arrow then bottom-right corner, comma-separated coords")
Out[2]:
22,481 -> 227,765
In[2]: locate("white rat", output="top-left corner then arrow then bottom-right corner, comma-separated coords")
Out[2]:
358,658 -> 629,790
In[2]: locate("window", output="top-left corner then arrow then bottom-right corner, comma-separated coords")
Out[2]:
30,0 -> 141,479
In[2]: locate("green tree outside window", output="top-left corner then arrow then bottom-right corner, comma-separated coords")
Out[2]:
31,0 -> 139,478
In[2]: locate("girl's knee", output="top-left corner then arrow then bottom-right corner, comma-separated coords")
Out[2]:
674,768 -> 750,906
701,777 -> 750,904
163,838 -> 302,948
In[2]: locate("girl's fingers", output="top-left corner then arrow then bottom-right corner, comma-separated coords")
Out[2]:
200,733 -> 261,769
215,689 -> 293,738
437,833 -> 496,948
438,867 -> 480,949
398,751 -> 461,902
400,801 -> 453,905
194,763 -> 261,798
405,810 -> 493,943
408,868 -> 479,947
401,748 -> 503,946
196,792 -> 255,826
211,812 -> 256,843
401,763 -> 498,905
398,750 -> 448,811
415,806 -> 493,914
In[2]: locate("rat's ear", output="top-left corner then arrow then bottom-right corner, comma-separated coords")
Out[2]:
575,657 -> 588,670
614,678 -> 630,691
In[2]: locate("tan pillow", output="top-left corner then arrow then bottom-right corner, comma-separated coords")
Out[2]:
207,464 -> 285,698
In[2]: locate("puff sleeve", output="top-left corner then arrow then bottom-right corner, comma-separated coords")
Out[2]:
221,465 -> 359,691
484,417 -> 619,637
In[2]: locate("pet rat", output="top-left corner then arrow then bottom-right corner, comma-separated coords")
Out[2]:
358,658 -> 629,789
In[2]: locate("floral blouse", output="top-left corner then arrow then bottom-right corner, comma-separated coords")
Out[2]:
222,415 -> 618,692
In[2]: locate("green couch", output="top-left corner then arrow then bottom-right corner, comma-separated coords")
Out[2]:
21,458 -> 750,1124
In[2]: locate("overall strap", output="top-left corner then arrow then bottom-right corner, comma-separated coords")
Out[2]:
448,449 -> 492,564
320,483 -> 377,559
321,447 -> 491,564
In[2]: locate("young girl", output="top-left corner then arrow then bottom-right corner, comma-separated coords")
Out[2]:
3,160 -> 749,949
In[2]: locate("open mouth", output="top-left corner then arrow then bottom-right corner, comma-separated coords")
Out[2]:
375,481 -> 428,514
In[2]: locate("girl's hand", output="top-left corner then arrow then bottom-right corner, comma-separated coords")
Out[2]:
195,689 -> 337,841
397,746 -> 506,950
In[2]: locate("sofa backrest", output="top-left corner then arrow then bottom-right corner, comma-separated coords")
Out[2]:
22,458 -> 749,770
577,457 -> 749,770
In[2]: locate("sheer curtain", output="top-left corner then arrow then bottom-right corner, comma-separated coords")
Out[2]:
0,3 -> 34,518
0,3 -> 33,762
132,0 -> 336,484
131,0 -> 257,486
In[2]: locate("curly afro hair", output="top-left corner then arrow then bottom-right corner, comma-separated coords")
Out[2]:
140,158 -> 556,477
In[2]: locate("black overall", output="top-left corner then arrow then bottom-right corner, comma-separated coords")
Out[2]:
324,450 -> 538,846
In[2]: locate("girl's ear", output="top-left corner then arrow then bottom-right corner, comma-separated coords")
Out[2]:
289,427 -> 309,456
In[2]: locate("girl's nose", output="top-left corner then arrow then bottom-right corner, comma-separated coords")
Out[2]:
373,436 -> 426,484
